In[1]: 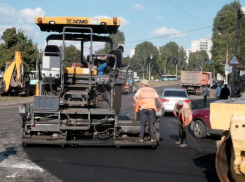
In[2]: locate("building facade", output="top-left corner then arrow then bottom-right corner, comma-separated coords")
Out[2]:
130,49 -> 135,58
185,38 -> 212,63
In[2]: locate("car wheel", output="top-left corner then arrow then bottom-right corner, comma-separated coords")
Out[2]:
193,120 -> 206,139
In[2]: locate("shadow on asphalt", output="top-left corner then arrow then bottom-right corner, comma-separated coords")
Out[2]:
164,112 -> 174,116
193,153 -> 220,182
206,135 -> 221,140
170,134 -> 179,142
24,144 -> 157,150
0,147 -> 16,163
191,97 -> 218,110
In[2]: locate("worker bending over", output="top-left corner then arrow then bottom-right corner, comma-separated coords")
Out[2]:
133,79 -> 162,142
173,100 -> 192,148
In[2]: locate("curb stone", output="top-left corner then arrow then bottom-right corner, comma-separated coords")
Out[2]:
0,98 -> 34,108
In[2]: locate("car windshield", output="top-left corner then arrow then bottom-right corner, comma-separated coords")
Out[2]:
163,90 -> 187,97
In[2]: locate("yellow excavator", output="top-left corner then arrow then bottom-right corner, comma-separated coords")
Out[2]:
210,99 -> 245,182
0,51 -> 30,96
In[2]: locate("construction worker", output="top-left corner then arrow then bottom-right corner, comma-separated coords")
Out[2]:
203,85 -> 209,108
220,84 -> 230,99
96,46 -> 124,75
133,79 -> 163,142
173,99 -> 192,148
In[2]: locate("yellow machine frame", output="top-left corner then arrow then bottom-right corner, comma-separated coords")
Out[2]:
2,51 -> 24,92
210,100 -> 245,181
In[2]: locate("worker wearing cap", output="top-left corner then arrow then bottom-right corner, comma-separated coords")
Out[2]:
133,79 -> 163,142
173,99 -> 192,147
96,45 -> 124,75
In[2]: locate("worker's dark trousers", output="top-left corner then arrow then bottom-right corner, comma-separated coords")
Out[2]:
203,95 -> 207,107
139,109 -> 154,139
179,124 -> 187,144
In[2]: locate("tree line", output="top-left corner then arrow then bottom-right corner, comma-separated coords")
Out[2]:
1,1 -> 244,79
212,1 -> 245,76
0,28 -> 86,72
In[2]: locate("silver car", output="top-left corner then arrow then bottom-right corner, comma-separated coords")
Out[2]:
160,88 -> 192,115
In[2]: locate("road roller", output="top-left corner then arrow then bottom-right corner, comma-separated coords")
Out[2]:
210,99 -> 245,182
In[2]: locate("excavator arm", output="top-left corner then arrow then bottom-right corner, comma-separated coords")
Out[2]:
2,52 -> 23,92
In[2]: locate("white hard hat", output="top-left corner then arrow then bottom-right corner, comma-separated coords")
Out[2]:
141,79 -> 149,86
177,100 -> 183,105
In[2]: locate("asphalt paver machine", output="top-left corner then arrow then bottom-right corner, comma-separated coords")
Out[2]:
19,16 -> 160,148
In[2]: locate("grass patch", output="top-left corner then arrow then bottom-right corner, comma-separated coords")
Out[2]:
136,80 -> 180,87
0,96 -> 33,101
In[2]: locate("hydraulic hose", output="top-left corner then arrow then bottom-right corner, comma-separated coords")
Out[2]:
94,117 -> 114,134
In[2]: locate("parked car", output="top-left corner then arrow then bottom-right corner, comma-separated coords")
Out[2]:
134,77 -> 139,82
160,88 -> 192,115
211,81 -> 217,89
190,108 -> 223,138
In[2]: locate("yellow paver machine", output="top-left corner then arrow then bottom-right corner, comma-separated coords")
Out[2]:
210,99 -> 245,182
19,16 -> 161,148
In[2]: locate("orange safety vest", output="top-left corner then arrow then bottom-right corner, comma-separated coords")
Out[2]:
176,102 -> 192,127
138,87 -> 157,111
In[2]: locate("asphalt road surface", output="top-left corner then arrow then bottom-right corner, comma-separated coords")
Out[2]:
2,84 -> 220,182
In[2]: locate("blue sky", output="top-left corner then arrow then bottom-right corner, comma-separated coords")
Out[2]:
0,0 -> 244,56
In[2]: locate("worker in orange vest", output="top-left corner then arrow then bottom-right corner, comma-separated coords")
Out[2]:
133,79 -> 163,142
173,99 -> 192,147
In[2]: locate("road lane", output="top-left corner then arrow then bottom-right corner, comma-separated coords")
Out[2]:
0,84 -> 220,182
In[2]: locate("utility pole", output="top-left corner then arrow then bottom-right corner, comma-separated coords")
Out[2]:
149,61 -> 153,81
214,68 -> 215,79
225,47 -> 228,84
231,2 -> 240,98
176,62 -> 177,77
149,54 -> 153,81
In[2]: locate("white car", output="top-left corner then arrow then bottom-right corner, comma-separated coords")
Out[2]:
134,77 -> 140,82
160,88 -> 192,115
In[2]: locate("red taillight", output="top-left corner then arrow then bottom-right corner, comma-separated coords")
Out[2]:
37,17 -> 42,23
183,100 -> 191,103
181,87 -> 185,90
161,99 -> 169,102
113,17 -> 117,24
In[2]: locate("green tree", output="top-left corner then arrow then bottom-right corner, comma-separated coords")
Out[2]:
164,42 -> 179,73
211,1 -> 245,75
187,50 -> 209,71
156,42 -> 186,76
156,46 -> 170,75
178,46 -> 187,72
95,30 -> 125,54
62,44 -> 86,67
133,41 -> 159,79
0,28 -> 38,70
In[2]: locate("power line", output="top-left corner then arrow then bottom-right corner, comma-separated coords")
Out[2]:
83,25 -> 213,49
126,26 -> 212,43
165,0 -> 209,26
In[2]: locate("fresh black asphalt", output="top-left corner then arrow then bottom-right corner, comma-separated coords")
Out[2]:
21,84 -> 220,182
